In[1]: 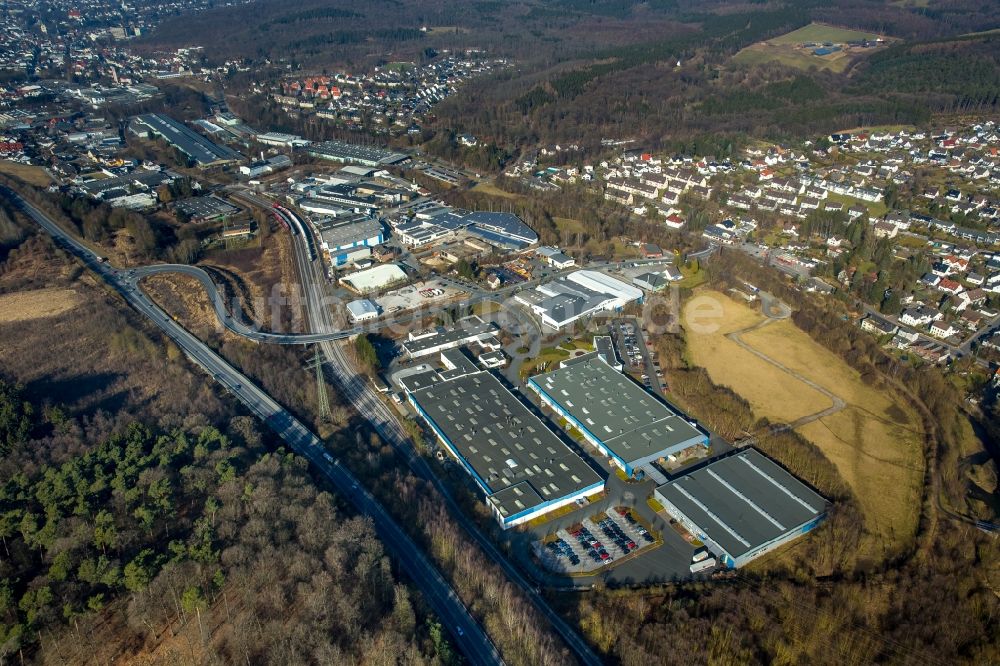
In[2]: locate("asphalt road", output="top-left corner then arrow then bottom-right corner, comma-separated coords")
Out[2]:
2,187 -> 505,666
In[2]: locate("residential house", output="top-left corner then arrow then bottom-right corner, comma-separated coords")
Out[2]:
861,315 -> 898,336
929,321 -> 959,339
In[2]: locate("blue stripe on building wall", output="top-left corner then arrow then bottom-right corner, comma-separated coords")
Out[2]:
500,479 -> 604,526
408,396 -> 492,495
527,378 -> 634,472
410,390 -> 605,529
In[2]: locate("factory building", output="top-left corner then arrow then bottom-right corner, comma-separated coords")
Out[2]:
514,270 -> 644,329
304,140 -> 410,167
129,113 -> 242,168
393,209 -> 538,250
340,263 -> 407,293
405,350 -> 604,529
654,449 -> 827,568
528,355 -> 707,477
346,299 -> 380,323
401,315 -> 500,358
312,215 -> 384,266
174,195 -> 239,223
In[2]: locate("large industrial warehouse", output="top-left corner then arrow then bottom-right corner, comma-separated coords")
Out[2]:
406,351 -> 604,529
528,355 -> 708,477
312,215 -> 384,266
130,113 -> 243,168
515,270 -> 644,329
654,449 -> 827,568
304,140 -> 410,167
401,315 -> 499,359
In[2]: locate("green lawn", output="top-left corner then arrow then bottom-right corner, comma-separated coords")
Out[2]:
825,192 -> 888,218
768,22 -> 881,45
520,346 -> 571,379
679,264 -> 708,289
732,22 -> 884,73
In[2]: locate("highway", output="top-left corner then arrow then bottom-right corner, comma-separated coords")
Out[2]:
13,185 -> 647,665
1,187 -> 506,666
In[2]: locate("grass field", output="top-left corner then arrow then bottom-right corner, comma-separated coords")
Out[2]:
825,191 -> 888,218
471,181 -> 523,199
0,160 -> 51,187
732,22 -> 883,73
678,263 -> 708,289
768,22 -> 880,45
684,293 -> 833,423
742,320 -> 924,551
0,288 -> 80,323
684,291 -> 924,555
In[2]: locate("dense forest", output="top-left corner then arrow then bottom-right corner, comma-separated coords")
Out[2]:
0,383 -> 437,664
137,0 -> 1000,170
0,214 -> 452,663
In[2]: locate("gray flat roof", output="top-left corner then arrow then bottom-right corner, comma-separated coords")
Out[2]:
530,356 -> 705,465
316,217 -> 382,249
439,347 -> 480,380
81,170 -> 173,196
132,114 -> 242,166
656,449 -> 827,559
306,140 -> 409,165
593,335 -> 620,367
402,317 -> 498,356
409,370 -> 602,520
175,195 -> 240,219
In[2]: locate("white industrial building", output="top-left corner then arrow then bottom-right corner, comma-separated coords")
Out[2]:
346,299 -> 380,322
401,315 -> 500,358
393,209 -> 538,249
340,263 -> 407,293
514,270 -> 644,329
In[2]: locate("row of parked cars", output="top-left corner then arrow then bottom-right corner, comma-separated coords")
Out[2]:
617,507 -> 656,544
545,538 -> 580,566
597,515 -> 639,555
569,525 -> 616,563
616,323 -> 645,370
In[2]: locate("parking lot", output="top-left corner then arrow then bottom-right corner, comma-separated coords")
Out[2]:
374,278 -> 466,314
534,507 -> 658,574
611,319 -> 665,395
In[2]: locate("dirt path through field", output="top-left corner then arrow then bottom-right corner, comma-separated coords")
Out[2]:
726,315 -> 848,430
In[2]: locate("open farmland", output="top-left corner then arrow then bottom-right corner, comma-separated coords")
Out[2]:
732,22 -> 885,73
684,291 -> 924,557
768,23 -> 882,45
